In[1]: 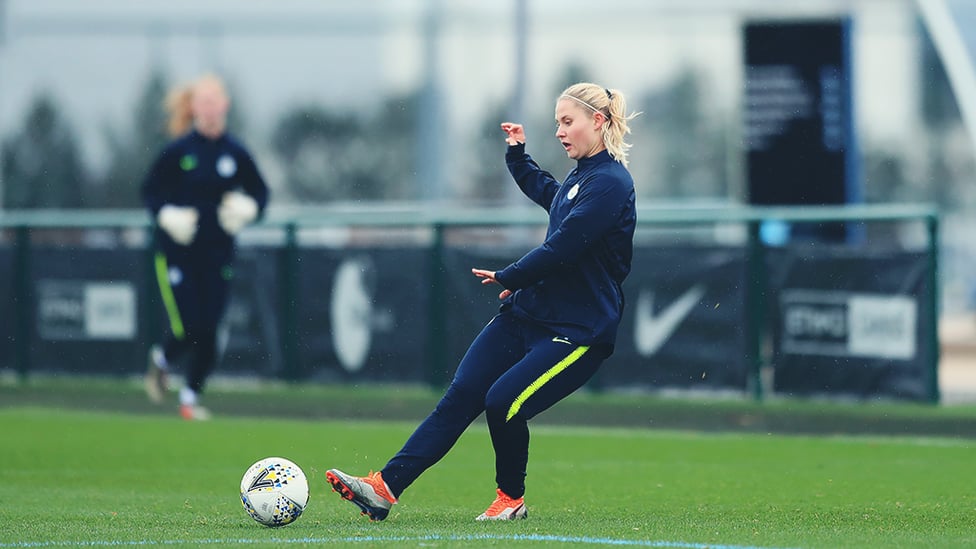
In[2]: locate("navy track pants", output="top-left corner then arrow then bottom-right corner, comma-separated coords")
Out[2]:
381,310 -> 608,499
153,246 -> 232,394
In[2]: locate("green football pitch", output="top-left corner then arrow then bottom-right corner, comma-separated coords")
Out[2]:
1,389 -> 974,549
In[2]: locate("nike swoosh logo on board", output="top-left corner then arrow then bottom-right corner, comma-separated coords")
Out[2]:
634,285 -> 706,357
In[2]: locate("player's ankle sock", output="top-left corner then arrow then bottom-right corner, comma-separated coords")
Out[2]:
180,387 -> 199,406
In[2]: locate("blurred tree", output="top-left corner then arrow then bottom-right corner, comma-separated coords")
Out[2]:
1,93 -> 88,209
271,90 -> 420,203
637,68 -> 728,201
98,69 -> 170,208
271,106 -> 370,202
465,98 -> 512,203
368,91 -> 421,201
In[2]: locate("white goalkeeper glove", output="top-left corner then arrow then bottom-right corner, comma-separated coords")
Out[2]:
157,205 -> 199,246
218,191 -> 259,236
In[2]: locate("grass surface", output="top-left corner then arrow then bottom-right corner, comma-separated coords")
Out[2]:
1,384 -> 975,548
4,374 -> 976,437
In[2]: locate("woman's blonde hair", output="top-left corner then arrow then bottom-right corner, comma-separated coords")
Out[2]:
164,85 -> 194,137
559,82 -> 640,168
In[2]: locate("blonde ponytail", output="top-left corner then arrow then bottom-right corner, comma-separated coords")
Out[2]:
164,85 -> 194,137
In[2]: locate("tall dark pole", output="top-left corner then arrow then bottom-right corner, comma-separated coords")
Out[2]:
0,0 -> 6,208
507,0 -> 528,205
513,0 -> 526,123
419,0 -> 443,202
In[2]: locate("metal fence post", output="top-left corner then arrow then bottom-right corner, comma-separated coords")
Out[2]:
926,214 -> 941,404
143,228 -> 160,364
13,225 -> 30,381
745,219 -> 766,401
278,223 -> 300,381
427,222 -> 448,388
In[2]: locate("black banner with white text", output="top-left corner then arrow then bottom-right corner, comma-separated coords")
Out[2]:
766,247 -> 933,400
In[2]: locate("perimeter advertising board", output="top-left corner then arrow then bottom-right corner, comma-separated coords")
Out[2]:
767,247 -> 934,400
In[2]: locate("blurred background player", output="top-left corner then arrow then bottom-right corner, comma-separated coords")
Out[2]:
142,73 -> 270,420
326,82 -> 638,521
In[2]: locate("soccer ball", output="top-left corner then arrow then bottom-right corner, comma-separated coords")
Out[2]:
240,457 -> 309,527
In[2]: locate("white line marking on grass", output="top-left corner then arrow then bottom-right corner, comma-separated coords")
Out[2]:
0,534 -> 798,549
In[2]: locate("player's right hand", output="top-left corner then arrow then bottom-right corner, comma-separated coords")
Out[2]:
157,204 -> 199,246
472,268 -> 512,300
500,122 -> 525,146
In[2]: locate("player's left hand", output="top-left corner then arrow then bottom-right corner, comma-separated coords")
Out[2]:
472,268 -> 512,300
218,191 -> 258,235
500,123 -> 525,146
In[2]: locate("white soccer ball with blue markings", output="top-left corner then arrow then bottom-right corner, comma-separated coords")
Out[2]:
240,457 -> 309,527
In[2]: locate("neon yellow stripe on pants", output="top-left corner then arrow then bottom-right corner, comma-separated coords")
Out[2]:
506,345 -> 589,422
154,252 -> 185,340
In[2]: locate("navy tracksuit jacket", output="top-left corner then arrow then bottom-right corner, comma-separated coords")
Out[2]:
381,143 -> 636,500
141,129 -> 269,393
